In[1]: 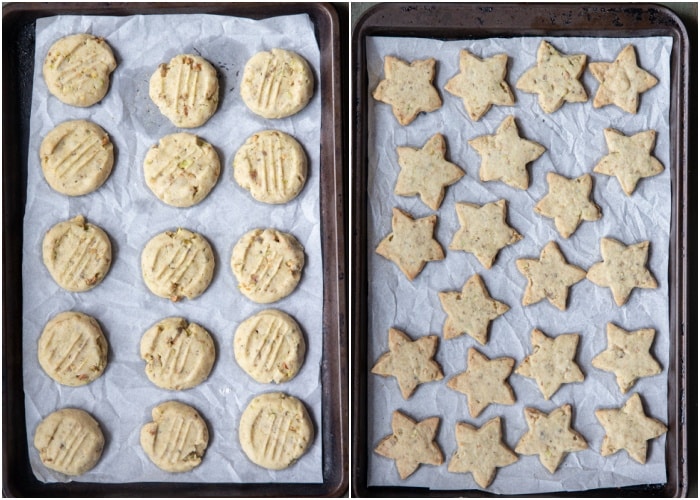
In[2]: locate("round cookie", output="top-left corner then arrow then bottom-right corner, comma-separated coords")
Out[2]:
140,317 -> 215,390
149,54 -> 219,128
38,311 -> 108,386
141,228 -> 215,301
238,392 -> 314,470
240,48 -> 314,119
40,119 -> 114,196
144,133 -> 220,207
33,408 -> 105,476
233,130 -> 307,204
234,309 -> 306,383
140,401 -> 209,473
230,228 -> 305,304
42,215 -> 112,292
43,33 -> 117,107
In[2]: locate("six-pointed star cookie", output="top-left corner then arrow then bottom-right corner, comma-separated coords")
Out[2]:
587,237 -> 657,306
376,208 -> 445,280
444,50 -> 515,121
373,56 -> 442,125
590,44 -> 658,114
469,116 -> 545,190
375,410 -> 444,479
595,393 -> 667,464
534,173 -> 602,238
448,417 -> 518,488
516,40 -> 588,113
371,327 -> 444,399
395,133 -> 465,210
593,128 -> 664,196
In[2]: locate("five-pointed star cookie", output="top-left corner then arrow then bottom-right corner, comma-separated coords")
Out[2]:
587,237 -> 657,306
516,40 -> 588,113
515,241 -> 586,310
534,173 -> 602,238
448,417 -> 518,488
444,49 -> 515,121
590,44 -> 658,114
469,115 -> 546,190
593,128 -> 664,196
449,199 -> 522,269
395,133 -> 465,210
595,392 -> 667,464
375,410 -> 444,479
376,207 -> 445,280
592,323 -> 662,393
515,328 -> 584,400
447,348 -> 515,417
371,327 -> 444,399
372,56 -> 442,125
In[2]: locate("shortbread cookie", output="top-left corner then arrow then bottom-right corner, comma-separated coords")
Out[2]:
372,56 -> 442,125
239,392 -> 314,470
34,408 -> 104,475
149,54 -> 219,128
516,40 -> 587,113
140,401 -> 209,472
233,130 -> 307,204
141,228 -> 215,302
234,309 -> 305,383
38,311 -> 108,386
144,133 -> 220,208
231,228 -> 305,303
395,133 -> 464,210
534,173 -> 601,238
371,327 -> 443,399
375,410 -> 443,479
43,33 -> 117,107
140,317 -> 215,390
240,48 -> 314,119
42,215 -> 112,292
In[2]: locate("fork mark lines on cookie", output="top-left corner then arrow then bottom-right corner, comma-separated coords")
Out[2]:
258,411 -> 294,463
57,231 -> 106,289
53,136 -> 104,181
47,329 -> 89,376
247,317 -> 291,376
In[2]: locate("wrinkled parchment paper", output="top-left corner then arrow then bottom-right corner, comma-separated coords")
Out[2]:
366,35 -> 672,494
23,13 -> 323,484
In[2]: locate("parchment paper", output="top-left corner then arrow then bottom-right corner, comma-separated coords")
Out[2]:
23,13 -> 323,484
366,35 -> 672,494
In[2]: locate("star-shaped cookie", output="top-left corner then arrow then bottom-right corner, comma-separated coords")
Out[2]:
444,49 -> 515,121
372,56 -> 442,125
515,241 -> 586,310
375,410 -> 444,479
595,393 -> 667,464
587,237 -> 657,306
371,327 -> 444,399
449,199 -> 522,269
376,208 -> 445,280
516,40 -> 588,113
395,133 -> 465,210
515,328 -> 584,400
593,128 -> 664,196
469,115 -> 545,190
534,173 -> 602,238
590,44 -> 658,114
448,417 -> 518,488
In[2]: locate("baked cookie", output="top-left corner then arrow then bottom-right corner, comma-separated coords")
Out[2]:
34,408 -> 105,475
42,215 -> 112,292
143,132 -> 220,208
233,130 -> 307,204
38,311 -> 108,386
534,173 -> 601,238
43,33 -> 117,107
149,54 -> 219,128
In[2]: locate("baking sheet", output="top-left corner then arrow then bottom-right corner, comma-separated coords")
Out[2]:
365,35 -> 672,494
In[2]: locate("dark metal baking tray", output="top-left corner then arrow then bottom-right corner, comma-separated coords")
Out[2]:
351,3 -> 688,497
2,2 -> 346,497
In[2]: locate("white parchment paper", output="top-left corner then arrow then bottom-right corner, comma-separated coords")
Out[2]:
23,13 -> 323,484
366,36 -> 672,494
